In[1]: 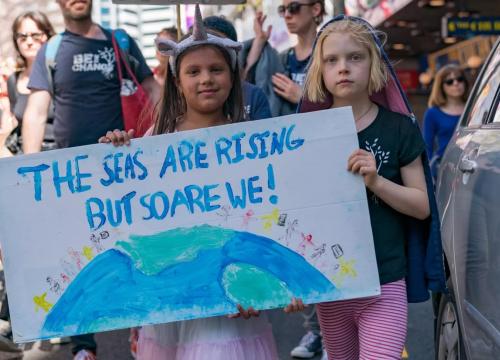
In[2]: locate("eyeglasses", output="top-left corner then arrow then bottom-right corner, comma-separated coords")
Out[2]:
15,32 -> 46,43
443,76 -> 465,86
278,2 -> 317,17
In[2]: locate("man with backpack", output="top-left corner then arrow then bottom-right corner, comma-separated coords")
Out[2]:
23,0 -> 158,153
22,1 -> 159,359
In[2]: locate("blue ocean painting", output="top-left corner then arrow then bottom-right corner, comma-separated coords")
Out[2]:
41,225 -> 338,337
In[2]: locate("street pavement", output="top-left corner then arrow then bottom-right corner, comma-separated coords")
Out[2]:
0,300 -> 435,360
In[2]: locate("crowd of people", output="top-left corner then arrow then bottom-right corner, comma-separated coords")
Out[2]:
0,0 -> 457,359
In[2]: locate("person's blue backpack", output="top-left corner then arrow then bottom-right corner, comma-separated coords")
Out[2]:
44,29 -> 130,95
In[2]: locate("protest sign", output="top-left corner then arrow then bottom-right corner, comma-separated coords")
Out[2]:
0,108 -> 379,342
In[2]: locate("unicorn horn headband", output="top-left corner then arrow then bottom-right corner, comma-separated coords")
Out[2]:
155,4 -> 242,75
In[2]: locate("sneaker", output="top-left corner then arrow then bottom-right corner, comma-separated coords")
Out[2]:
0,319 -> 11,337
321,348 -> 328,360
49,336 -> 71,344
290,331 -> 322,358
73,349 -> 96,360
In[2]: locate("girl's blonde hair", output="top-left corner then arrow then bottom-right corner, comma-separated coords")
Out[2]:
304,19 -> 388,103
427,64 -> 468,107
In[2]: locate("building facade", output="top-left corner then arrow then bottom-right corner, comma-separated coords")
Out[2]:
93,0 -> 177,66
0,0 -> 177,68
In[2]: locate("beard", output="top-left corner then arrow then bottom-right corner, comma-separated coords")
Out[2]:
64,1 -> 92,21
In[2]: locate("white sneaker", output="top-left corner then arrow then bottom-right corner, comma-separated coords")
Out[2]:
321,348 -> 328,360
49,336 -> 71,344
73,349 -> 96,360
290,331 -> 322,358
0,319 -> 11,336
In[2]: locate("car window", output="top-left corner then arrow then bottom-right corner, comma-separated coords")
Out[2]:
463,45 -> 500,128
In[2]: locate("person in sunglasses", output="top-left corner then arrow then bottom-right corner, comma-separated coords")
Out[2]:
0,12 -> 55,353
423,64 -> 469,180
243,1 -> 326,117
2,11 -> 56,156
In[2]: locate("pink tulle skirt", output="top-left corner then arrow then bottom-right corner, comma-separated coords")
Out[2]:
137,314 -> 278,360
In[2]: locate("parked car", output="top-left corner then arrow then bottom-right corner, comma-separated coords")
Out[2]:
435,38 -> 500,360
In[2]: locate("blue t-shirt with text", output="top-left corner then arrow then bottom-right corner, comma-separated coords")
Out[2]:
28,28 -> 152,148
243,81 -> 272,121
285,48 -> 310,87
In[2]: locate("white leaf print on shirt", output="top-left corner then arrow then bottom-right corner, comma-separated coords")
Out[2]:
365,138 -> 390,173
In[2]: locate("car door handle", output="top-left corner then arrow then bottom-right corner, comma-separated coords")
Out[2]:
459,158 -> 477,173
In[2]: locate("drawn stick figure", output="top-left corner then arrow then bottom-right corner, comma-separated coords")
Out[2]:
60,273 -> 71,284
311,243 -> 326,260
298,233 -> 314,255
283,219 -> 299,246
46,276 -> 63,295
242,209 -> 255,227
90,234 -> 103,252
67,247 -> 84,270
216,206 -> 231,223
60,259 -> 77,278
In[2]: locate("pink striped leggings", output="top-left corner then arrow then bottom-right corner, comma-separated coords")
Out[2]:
317,279 -> 408,360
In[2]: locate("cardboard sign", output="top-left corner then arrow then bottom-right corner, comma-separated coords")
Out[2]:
0,108 -> 379,342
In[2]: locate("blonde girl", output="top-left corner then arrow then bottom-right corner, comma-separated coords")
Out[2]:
298,15 -> 446,359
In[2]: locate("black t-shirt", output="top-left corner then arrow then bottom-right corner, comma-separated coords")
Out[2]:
28,28 -> 152,148
358,106 -> 426,284
8,72 -> 55,141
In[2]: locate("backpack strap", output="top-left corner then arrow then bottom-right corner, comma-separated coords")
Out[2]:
113,28 -> 130,53
45,33 -> 63,96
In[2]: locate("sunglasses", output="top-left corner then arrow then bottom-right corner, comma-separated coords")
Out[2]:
278,2 -> 317,16
443,76 -> 465,86
15,32 -> 45,43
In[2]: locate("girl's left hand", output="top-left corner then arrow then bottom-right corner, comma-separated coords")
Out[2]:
228,304 -> 260,319
283,297 -> 306,313
348,149 -> 380,189
98,129 -> 135,146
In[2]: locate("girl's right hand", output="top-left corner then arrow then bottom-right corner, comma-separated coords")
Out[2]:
283,297 -> 306,313
98,129 -> 135,146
